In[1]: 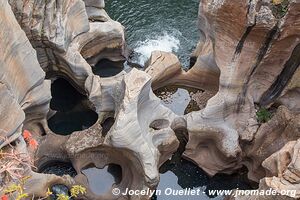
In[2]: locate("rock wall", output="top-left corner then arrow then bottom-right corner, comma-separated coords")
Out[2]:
0,0 -> 299,199
0,0 -> 50,148
181,0 -> 300,199
0,0 -> 75,197
7,0 -> 125,100
0,0 -> 181,199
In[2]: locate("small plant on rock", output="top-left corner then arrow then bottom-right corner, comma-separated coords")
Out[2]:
256,107 -> 272,123
1,176 -> 30,200
55,185 -> 87,200
56,194 -> 70,200
271,0 -> 289,18
70,185 -> 87,197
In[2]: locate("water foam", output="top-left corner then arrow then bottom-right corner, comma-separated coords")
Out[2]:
132,32 -> 181,66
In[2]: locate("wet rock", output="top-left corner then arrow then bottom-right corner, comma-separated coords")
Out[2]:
50,184 -> 70,200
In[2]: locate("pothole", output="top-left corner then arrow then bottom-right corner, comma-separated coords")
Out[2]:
150,119 -> 170,130
82,164 -> 122,196
153,129 -> 256,200
155,86 -> 215,115
154,161 -> 253,200
92,59 -> 124,77
39,161 -> 77,178
48,78 -> 98,135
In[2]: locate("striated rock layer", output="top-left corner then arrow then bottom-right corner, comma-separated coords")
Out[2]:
0,0 -> 300,199
0,0 -> 182,199
37,69 -> 182,200
178,0 -> 300,199
0,0 -> 74,196
8,0 -> 126,105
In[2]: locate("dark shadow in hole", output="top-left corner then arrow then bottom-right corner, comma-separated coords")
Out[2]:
50,78 -> 83,112
48,78 -> 98,135
92,59 -> 124,77
101,117 -> 115,137
48,110 -> 98,135
39,161 -> 77,178
149,119 -> 170,130
107,164 -> 123,184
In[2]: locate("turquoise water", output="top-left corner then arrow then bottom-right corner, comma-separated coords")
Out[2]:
106,0 -> 200,68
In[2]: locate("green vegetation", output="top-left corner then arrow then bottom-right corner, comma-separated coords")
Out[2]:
256,107 -> 272,123
1,181 -> 86,200
271,0 -> 289,18
1,176 -> 30,200
56,185 -> 87,200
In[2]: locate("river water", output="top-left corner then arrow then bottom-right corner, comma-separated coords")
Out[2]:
106,0 -> 200,68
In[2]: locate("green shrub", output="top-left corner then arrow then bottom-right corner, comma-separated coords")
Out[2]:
271,0 -> 289,18
256,108 -> 272,123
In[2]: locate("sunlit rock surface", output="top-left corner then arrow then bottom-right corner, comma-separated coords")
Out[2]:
0,0 -> 299,199
180,0 -> 300,199
0,0 -> 74,197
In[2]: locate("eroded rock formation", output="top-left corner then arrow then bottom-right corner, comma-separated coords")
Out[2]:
0,0 -> 74,197
179,0 -> 300,199
0,0 -> 181,199
37,69 -> 182,200
0,0 -> 299,199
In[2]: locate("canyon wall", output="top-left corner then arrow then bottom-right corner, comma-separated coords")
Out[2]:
0,0 -> 299,199
182,0 -> 300,199
0,0 -> 181,199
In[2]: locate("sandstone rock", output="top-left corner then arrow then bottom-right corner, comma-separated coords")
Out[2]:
145,51 -> 183,90
0,0 -> 50,148
84,0 -> 105,9
184,0 -> 300,179
36,69 -> 181,200
1,0 -> 300,199
262,139 -> 300,198
145,50 -> 219,91
0,1 -> 74,197
243,106 -> 300,182
8,0 -> 126,100
227,139 -> 300,200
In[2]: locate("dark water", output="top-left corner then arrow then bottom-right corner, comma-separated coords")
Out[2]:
153,87 -> 254,199
106,0 -> 200,68
152,131 -> 254,200
92,59 -> 124,77
154,157 -> 252,200
48,78 -> 98,135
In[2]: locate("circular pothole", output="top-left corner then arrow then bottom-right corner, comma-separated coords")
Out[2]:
81,164 -> 122,196
152,129 -> 255,200
154,158 -> 255,200
92,59 -> 124,77
48,78 -> 98,135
